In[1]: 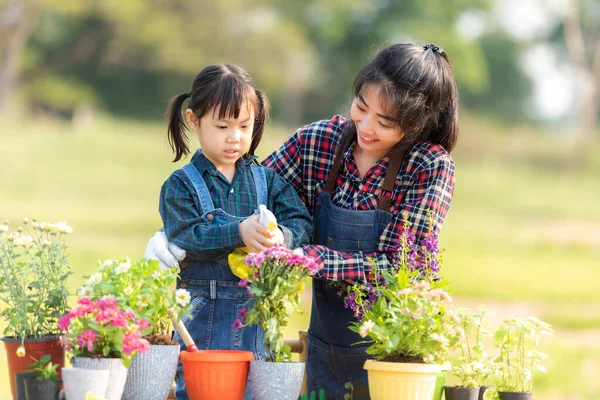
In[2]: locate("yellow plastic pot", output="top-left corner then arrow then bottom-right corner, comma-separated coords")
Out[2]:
364,359 -> 445,400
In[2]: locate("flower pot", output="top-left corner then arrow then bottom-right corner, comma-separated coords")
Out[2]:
498,392 -> 532,400
363,360 -> 444,400
122,344 -> 180,400
24,379 -> 61,400
249,360 -> 305,400
73,357 -> 128,400
444,386 -> 481,400
60,367 -> 110,400
479,386 -> 493,400
179,349 -> 254,400
15,372 -> 38,400
2,336 -> 65,400
433,363 -> 450,400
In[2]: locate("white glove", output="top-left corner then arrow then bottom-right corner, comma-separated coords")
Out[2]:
145,230 -> 186,270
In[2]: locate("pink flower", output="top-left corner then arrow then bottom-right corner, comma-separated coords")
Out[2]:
122,332 -> 142,355
238,308 -> 247,319
137,338 -> 150,353
59,334 -> 72,351
78,330 -> 97,352
77,297 -> 92,306
110,314 -> 128,328
58,314 -> 72,331
238,279 -> 249,287
124,310 -> 136,320
137,319 -> 150,330
233,319 -> 243,330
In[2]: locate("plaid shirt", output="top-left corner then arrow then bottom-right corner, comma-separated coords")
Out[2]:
160,150 -> 312,259
262,115 -> 455,286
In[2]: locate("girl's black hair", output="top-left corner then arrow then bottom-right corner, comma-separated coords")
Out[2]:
166,64 -> 270,162
340,43 -> 459,158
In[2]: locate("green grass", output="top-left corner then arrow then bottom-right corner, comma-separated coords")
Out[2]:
1,115 -> 599,399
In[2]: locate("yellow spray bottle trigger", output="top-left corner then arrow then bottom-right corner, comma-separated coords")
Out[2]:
258,204 -> 278,233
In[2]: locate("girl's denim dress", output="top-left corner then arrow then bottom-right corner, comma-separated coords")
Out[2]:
173,162 -> 266,400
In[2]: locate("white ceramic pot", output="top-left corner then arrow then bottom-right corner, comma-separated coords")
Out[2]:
61,367 -> 110,400
73,357 -> 128,400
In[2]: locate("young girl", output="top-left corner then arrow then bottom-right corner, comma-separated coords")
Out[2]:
150,43 -> 458,399
159,64 -> 312,400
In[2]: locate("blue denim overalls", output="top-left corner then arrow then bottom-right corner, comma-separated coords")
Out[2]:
307,142 -> 405,400
173,162 -> 267,400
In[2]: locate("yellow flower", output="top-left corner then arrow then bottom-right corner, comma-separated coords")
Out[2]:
16,346 -> 25,357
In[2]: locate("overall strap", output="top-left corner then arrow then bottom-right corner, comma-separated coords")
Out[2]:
323,138 -> 407,211
182,163 -> 215,213
250,164 -> 268,207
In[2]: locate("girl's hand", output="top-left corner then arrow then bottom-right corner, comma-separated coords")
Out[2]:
270,227 -> 285,244
239,215 -> 275,253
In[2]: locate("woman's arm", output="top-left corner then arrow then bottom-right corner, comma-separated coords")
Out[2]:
303,153 -> 455,287
159,173 -> 244,260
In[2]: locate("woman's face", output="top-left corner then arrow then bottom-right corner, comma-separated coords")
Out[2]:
350,84 -> 404,159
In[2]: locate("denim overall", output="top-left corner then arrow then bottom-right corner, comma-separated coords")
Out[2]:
173,162 -> 267,400
307,143 -> 405,400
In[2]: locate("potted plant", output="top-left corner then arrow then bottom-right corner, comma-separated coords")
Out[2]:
485,317 -> 552,400
445,305 -> 492,400
58,296 -> 151,400
78,257 -> 191,400
23,355 -> 61,400
0,219 -> 73,400
339,215 -> 460,400
236,244 -> 322,400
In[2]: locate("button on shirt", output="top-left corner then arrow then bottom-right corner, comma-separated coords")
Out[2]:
262,115 -> 455,286
160,151 -> 312,259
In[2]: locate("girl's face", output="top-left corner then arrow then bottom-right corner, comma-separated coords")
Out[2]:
186,103 -> 255,175
350,84 -> 404,159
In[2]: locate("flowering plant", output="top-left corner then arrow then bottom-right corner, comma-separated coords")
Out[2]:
450,305 -> 492,388
342,214 -> 460,363
0,218 -> 73,353
78,258 -> 191,344
487,317 -> 552,395
235,244 -> 321,362
58,296 -> 150,367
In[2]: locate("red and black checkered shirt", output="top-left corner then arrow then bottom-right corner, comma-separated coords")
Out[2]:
262,115 -> 455,286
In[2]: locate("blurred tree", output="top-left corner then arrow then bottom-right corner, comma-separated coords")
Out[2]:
563,0 -> 599,141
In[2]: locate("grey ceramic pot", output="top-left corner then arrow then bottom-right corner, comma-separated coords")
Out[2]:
249,361 -> 305,400
122,344 -> 180,400
73,357 -> 128,400
60,367 -> 110,400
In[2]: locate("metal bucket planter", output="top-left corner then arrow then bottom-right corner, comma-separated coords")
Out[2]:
60,367 -> 110,400
249,360 -> 305,400
122,344 -> 180,400
73,357 -> 128,400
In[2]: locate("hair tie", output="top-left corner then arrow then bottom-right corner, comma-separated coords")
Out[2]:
423,43 -> 441,53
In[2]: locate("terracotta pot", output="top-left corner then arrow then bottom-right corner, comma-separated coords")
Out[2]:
2,336 -> 65,400
179,350 -> 254,400
364,360 -> 444,400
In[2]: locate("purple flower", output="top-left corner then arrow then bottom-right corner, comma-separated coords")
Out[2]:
233,319 -> 243,330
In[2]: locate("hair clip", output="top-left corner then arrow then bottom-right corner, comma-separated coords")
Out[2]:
423,43 -> 441,53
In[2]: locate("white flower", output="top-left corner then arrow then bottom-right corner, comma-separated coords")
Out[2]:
358,320 -> 375,338
151,271 -> 161,280
115,258 -> 131,274
137,295 -> 150,308
0,225 -> 7,233
14,235 -> 33,247
41,239 -> 51,248
55,221 -> 73,234
102,259 -> 116,267
124,286 -> 134,296
175,289 -> 191,307
87,273 -> 102,286
80,286 -> 94,297
16,346 -> 26,357
430,333 -> 449,346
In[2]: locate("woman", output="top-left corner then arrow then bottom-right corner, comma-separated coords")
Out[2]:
147,42 -> 458,399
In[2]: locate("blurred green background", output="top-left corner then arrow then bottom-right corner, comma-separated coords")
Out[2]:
1,0 -> 599,399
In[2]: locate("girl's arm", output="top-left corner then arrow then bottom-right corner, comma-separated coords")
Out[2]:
303,154 -> 455,287
159,174 -> 243,260
265,169 -> 313,249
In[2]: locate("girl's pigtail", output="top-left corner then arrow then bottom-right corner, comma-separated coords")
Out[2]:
167,92 -> 192,162
248,89 -> 270,158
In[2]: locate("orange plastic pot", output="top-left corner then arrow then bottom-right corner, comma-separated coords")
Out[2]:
180,350 -> 254,400
2,336 -> 65,400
